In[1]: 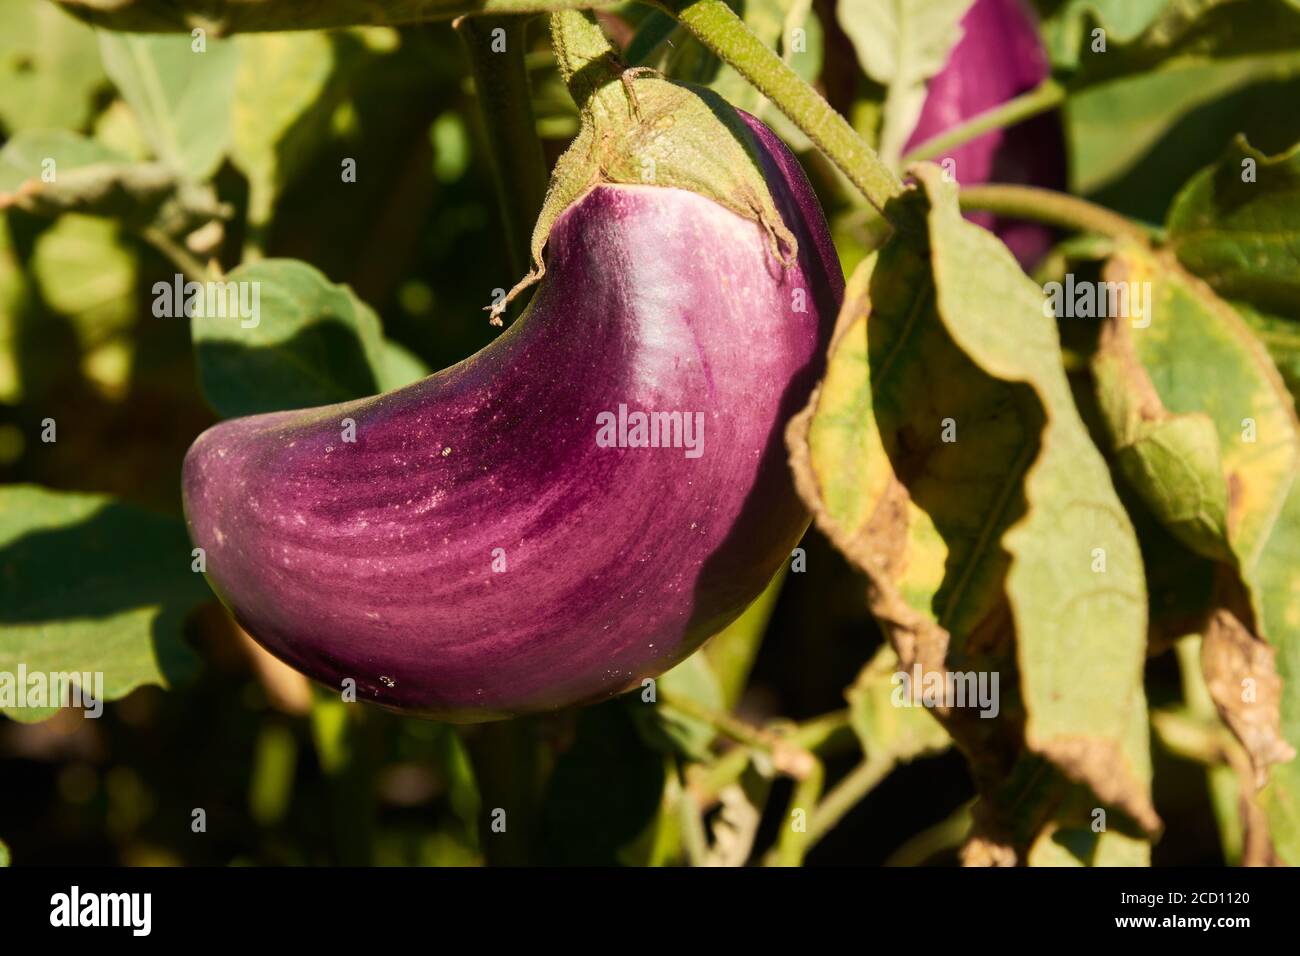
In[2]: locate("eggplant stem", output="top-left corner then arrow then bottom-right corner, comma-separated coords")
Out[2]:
656,0 -> 906,217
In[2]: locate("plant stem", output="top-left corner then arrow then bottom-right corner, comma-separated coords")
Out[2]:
141,226 -> 216,283
550,9 -> 631,123
806,754 -> 891,847
677,777 -> 711,866
958,184 -> 1157,244
900,79 -> 1065,167
456,15 -> 549,278
658,0 -> 904,214
772,756 -> 824,866
656,688 -> 817,778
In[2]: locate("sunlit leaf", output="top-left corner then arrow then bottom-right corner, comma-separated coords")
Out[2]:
0,129 -> 227,239
789,165 -> 1157,847
1169,136 -> 1300,315
191,258 -> 389,418
98,29 -> 239,180
0,0 -> 107,134
0,485 -> 209,723
1089,241 -> 1300,863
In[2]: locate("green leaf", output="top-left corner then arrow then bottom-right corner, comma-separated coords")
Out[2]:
0,129 -> 227,238
788,165 -> 1157,842
0,838 -> 8,866
97,29 -> 238,180
1045,0 -> 1300,78
1026,820 -> 1151,866
1039,0 -> 1186,71
1239,302 -> 1300,397
0,130 -> 119,192
847,645 -> 951,764
0,0 -> 107,134
1066,52 -> 1300,202
0,485 -> 209,722
835,0 -> 975,165
1097,247 -> 1298,578
1091,284 -> 1233,563
1088,242 -> 1300,862
191,258 -> 389,418
230,32 -> 337,230
915,165 -> 1155,833
378,338 -> 432,392
648,649 -> 726,760
1169,137 -> 1300,315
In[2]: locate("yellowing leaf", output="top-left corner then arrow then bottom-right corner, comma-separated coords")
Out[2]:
788,165 -> 1157,846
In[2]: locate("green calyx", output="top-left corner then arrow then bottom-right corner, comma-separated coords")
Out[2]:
489,9 -> 798,324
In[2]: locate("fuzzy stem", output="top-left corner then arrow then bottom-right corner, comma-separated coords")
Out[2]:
456,15 -> 549,278
549,9 -> 632,126
657,0 -> 904,215
958,184 -> 1157,244
901,78 -> 1065,167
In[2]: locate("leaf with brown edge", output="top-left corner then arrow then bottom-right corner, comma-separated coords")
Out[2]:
787,165 -> 1159,849
915,165 -> 1157,836
1092,291 -> 1233,564
1203,604 -> 1296,789
1087,240 -> 1300,862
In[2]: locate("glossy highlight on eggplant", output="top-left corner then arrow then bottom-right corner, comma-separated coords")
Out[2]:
182,115 -> 843,720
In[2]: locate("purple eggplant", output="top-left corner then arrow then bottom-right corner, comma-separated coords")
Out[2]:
182,114 -> 842,720
906,0 -> 1065,264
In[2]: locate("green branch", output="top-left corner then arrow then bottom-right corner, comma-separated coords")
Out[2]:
657,0 -> 905,215
958,184 -> 1158,244
901,79 -> 1065,167
772,756 -> 824,865
141,226 -> 217,283
806,754 -> 892,847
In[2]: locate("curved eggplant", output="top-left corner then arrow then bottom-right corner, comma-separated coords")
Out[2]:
182,114 -> 843,720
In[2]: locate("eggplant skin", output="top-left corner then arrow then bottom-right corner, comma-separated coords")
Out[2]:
906,0 -> 1066,265
182,113 -> 843,721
